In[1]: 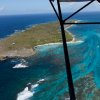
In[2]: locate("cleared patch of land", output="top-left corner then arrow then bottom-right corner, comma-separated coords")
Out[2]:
0,21 -> 74,60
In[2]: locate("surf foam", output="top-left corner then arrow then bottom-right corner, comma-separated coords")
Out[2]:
38,79 -> 45,83
13,63 -> 28,69
17,87 -> 33,100
34,40 -> 84,49
17,79 -> 45,100
17,84 -> 39,100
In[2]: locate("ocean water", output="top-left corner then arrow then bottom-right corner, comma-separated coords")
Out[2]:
0,14 -> 58,39
0,12 -> 100,100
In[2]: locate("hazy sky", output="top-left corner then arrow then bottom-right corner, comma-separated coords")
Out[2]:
0,0 -> 100,15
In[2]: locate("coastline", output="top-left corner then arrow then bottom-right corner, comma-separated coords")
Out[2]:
0,20 -> 79,60
65,20 -> 80,42
34,20 -> 82,48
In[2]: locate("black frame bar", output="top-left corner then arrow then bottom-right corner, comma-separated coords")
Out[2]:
49,0 -> 100,100
56,0 -> 76,100
63,0 -> 94,22
64,22 -> 100,24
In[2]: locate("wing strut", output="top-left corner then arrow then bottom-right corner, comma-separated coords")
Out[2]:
49,0 -> 100,99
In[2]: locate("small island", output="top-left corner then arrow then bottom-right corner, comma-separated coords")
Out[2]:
0,20 -> 77,60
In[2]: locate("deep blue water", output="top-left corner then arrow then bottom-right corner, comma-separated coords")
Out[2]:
0,14 -> 58,39
0,12 -> 100,100
0,12 -> 100,39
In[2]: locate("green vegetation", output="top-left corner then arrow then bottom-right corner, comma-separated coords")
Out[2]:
0,22 -> 73,51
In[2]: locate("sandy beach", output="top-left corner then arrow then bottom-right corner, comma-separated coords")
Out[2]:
0,20 -> 79,60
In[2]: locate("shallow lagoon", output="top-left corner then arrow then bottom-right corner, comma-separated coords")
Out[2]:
1,12 -> 100,100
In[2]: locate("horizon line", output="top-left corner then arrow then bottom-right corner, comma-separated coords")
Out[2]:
0,11 -> 99,16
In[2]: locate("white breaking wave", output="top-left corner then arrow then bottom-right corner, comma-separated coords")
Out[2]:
17,79 -> 45,100
17,87 -> 33,100
17,84 -> 39,100
13,63 -> 28,69
12,58 -> 29,69
37,79 -> 45,83
31,84 -> 39,89
34,40 -> 84,49
67,40 -> 84,45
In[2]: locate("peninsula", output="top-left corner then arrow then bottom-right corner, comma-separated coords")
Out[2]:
0,20 -> 77,60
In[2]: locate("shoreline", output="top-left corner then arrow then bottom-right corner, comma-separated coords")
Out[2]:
65,20 -> 80,42
34,40 -> 84,49
0,21 -> 58,42
0,20 -> 79,61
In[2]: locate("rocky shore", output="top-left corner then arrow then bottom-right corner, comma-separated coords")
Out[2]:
0,20 -> 78,60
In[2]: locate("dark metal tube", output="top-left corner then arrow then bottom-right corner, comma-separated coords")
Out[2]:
56,0 -> 76,99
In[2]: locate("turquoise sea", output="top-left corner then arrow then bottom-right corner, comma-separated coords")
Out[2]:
0,12 -> 100,100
